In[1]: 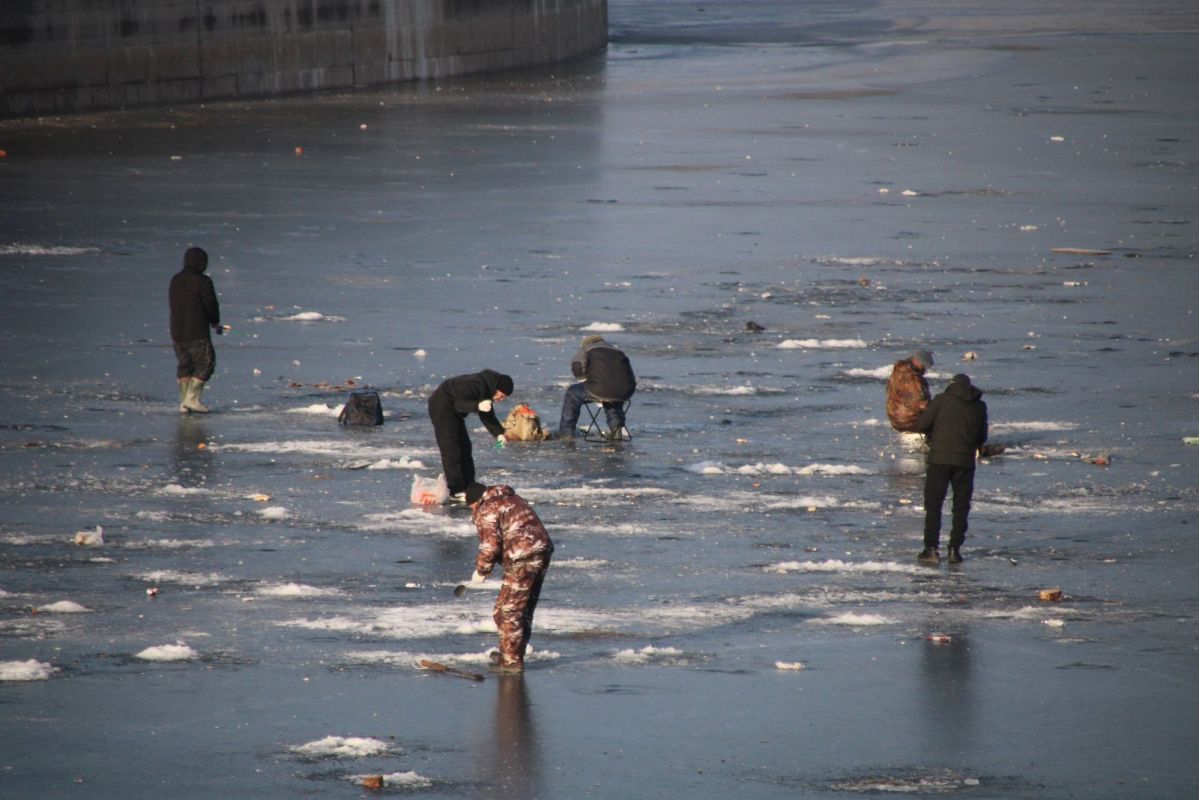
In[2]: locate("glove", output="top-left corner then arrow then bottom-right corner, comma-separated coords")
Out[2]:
495,435 -> 506,449
469,570 -> 487,585
478,399 -> 493,413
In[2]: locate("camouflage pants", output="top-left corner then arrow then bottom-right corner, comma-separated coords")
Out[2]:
493,555 -> 551,667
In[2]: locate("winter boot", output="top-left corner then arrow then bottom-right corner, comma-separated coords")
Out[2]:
947,546 -> 963,564
917,547 -> 941,565
178,378 -> 190,413
182,378 -> 210,413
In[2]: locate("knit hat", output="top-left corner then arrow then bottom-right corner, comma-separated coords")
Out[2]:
910,349 -> 934,369
495,373 -> 514,396
464,482 -> 487,505
952,373 -> 972,385
581,335 -> 605,348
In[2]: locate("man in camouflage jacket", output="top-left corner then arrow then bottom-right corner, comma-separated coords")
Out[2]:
886,349 -> 933,432
465,483 -> 554,672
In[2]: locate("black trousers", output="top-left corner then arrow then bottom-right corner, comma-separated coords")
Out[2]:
923,463 -> 975,549
428,396 -> 474,494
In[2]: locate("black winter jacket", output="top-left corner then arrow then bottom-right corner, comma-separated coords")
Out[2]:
571,339 -> 636,401
915,375 -> 988,468
169,249 -> 220,342
429,369 -> 510,437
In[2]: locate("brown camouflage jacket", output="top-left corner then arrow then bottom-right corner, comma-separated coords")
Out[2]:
472,485 -> 554,576
886,358 -> 931,432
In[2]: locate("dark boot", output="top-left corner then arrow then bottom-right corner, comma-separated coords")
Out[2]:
947,546 -> 963,564
917,547 -> 941,564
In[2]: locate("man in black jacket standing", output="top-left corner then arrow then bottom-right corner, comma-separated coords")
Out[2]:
427,370 -> 514,501
168,247 -> 221,413
557,335 -> 637,440
913,373 -> 988,564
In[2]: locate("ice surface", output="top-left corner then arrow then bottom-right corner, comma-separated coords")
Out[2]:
1,0 -> 1197,797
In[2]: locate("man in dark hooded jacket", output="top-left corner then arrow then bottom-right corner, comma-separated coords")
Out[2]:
557,335 -> 636,440
168,247 -> 221,413
427,370 -> 515,501
913,373 -> 988,564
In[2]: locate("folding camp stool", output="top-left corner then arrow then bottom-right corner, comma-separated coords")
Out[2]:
582,398 -> 632,444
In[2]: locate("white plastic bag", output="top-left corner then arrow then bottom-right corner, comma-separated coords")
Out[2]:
411,473 -> 449,506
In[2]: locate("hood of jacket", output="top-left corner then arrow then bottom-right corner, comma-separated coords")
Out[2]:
947,374 -> 982,403
477,369 -> 514,397
183,247 -> 208,274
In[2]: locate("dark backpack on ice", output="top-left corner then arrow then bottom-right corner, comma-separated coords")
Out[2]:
338,388 -> 384,426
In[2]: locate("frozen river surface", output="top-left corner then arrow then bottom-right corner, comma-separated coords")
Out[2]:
2,1 -> 1197,797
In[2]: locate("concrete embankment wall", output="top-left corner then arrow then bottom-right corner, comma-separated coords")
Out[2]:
0,0 -> 608,118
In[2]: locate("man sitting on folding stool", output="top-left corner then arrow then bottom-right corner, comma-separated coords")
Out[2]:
558,335 -> 637,441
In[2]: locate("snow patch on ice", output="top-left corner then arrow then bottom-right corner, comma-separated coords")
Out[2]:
553,558 -> 611,569
278,310 -> 344,322
796,463 -> 872,476
291,736 -> 390,758
0,243 -> 99,256
767,559 -> 920,575
777,338 -> 868,349
258,506 -> 289,520
842,366 -> 894,380
160,484 -> 208,496
134,570 -> 225,587
775,661 -> 805,671
0,659 -> 57,681
581,322 -> 625,332
364,457 -> 426,470
136,642 -> 199,661
811,612 -> 896,626
287,403 -> 343,416
991,421 -> 1078,433
610,645 -> 688,665
358,509 -> 473,536
255,582 -> 344,598
37,600 -> 92,613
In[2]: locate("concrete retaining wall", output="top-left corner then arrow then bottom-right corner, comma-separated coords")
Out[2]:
0,0 -> 608,118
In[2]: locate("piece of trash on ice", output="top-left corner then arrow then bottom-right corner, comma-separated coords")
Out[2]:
736,438 -> 749,444
294,146 -> 304,155
901,189 -> 918,196
926,633 -> 952,645
361,775 -> 384,790
1182,436 -> 1199,446
878,187 -> 890,194
775,661 -> 805,671
1087,454 -> 1111,466
146,587 -> 159,598
74,526 -> 104,546
898,498 -> 912,505
1020,224 -> 1039,231
249,493 -> 271,502
963,351 -> 978,361
1049,136 -> 1065,142
1063,280 -> 1083,287
1038,588 -> 1063,602
1042,619 -> 1065,628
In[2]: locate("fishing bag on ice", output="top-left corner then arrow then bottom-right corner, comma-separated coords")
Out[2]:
338,388 -> 384,426
503,403 -> 552,441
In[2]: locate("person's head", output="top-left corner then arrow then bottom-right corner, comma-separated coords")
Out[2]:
951,373 -> 972,386
581,335 -> 605,348
909,349 -> 934,371
465,482 -> 487,508
183,246 -> 208,273
493,373 -> 514,402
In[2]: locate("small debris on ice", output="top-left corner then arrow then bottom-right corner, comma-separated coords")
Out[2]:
74,526 -> 104,546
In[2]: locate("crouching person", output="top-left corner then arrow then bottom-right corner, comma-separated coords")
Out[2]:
465,483 -> 554,673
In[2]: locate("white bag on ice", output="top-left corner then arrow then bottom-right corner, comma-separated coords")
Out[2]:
410,473 -> 449,506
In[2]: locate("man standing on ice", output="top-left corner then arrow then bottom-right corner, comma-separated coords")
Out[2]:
914,373 -> 988,564
886,349 -> 933,432
427,370 -> 514,501
464,482 -> 553,673
168,246 -> 222,413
